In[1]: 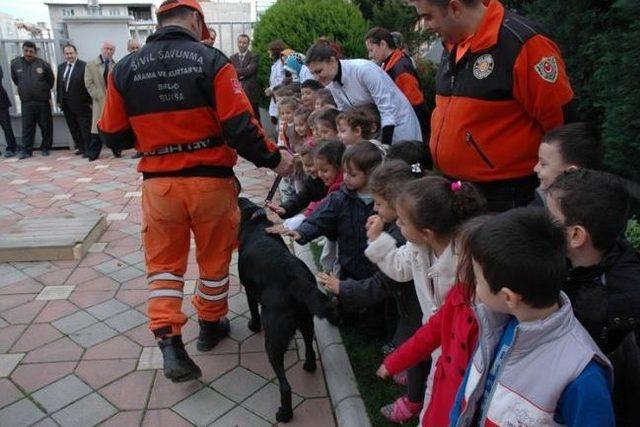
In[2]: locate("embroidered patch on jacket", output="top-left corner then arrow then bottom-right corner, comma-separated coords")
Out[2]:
36,67 -> 43,74
534,56 -> 558,83
473,54 -> 495,80
231,78 -> 243,94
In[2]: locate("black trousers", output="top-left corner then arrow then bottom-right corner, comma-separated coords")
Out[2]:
20,101 -> 52,153
472,174 -> 539,213
87,133 -> 120,160
0,107 -> 17,152
62,107 -> 91,153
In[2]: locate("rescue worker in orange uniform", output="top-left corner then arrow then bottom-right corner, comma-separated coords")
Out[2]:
408,0 -> 574,212
365,27 -> 431,163
98,0 -> 293,382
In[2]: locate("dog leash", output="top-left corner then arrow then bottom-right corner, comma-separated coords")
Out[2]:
264,174 -> 283,207
264,145 -> 293,207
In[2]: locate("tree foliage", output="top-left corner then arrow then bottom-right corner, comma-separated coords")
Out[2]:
252,0 -> 368,92
504,0 -> 640,181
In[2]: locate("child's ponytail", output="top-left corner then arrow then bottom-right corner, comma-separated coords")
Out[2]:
397,177 -> 487,239
449,180 -> 487,225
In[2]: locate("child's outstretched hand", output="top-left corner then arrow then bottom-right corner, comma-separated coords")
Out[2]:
266,224 -> 301,241
266,202 -> 286,215
366,215 -> 385,242
317,272 -> 340,294
376,364 -> 390,379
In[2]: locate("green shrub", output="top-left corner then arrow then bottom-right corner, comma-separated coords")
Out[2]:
626,219 -> 640,250
252,0 -> 368,93
501,0 -> 640,182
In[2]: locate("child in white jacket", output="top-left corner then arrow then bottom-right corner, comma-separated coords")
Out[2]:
365,176 -> 487,322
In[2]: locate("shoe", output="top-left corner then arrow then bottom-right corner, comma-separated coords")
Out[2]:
3,150 -> 15,158
131,152 -> 142,159
82,153 -> 88,158
197,318 -> 230,352
380,395 -> 423,424
18,151 -> 31,160
41,149 -> 50,156
112,150 -> 122,158
74,150 -> 83,155
88,156 -> 98,162
157,335 -> 202,383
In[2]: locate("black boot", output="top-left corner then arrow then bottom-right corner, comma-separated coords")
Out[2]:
197,318 -> 230,352
157,335 -> 202,383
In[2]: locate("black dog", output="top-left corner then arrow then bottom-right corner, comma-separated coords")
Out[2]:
237,197 -> 339,422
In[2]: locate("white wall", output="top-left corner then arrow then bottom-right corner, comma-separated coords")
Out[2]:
66,20 -> 131,63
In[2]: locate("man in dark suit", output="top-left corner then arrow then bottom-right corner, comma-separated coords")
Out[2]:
230,34 -> 261,123
0,65 -> 17,157
57,44 -> 92,156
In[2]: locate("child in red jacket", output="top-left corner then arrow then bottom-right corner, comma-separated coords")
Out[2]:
376,216 -> 487,427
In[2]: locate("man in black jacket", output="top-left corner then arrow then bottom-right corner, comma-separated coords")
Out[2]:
11,41 -> 54,159
230,34 -> 261,123
0,65 -> 17,157
57,44 -> 92,157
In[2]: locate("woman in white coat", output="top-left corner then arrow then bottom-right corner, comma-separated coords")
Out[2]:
305,42 -> 422,145
264,41 -> 287,124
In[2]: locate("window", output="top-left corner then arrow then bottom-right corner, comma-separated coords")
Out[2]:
109,9 -> 121,16
128,7 -> 152,21
61,9 -> 75,17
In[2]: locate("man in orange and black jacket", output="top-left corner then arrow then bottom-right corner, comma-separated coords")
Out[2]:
98,0 -> 293,383
412,0 -> 574,212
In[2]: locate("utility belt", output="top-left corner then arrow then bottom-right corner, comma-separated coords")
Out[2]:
141,137 -> 224,157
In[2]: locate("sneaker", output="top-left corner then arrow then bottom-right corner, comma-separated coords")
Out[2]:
197,318 -> 230,352
41,149 -> 50,156
74,150 -> 83,156
380,395 -> 423,424
157,335 -> 202,382
18,151 -> 31,160
3,150 -> 15,158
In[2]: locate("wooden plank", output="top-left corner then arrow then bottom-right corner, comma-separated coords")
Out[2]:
0,215 -> 107,262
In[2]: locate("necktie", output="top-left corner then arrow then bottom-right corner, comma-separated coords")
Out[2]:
63,63 -> 72,92
102,60 -> 109,85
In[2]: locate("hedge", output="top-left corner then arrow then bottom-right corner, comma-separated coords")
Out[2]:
502,0 -> 640,182
251,0 -> 368,96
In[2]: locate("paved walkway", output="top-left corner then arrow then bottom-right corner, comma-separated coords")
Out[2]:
0,150 -> 336,427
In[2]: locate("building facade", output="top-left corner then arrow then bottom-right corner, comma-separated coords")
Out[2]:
44,0 -> 155,61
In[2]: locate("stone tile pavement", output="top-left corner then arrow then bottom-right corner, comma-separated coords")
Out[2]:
0,150 -> 337,426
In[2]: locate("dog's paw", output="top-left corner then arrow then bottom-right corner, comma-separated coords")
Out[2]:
247,318 -> 262,332
303,359 -> 317,373
276,407 -> 293,423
